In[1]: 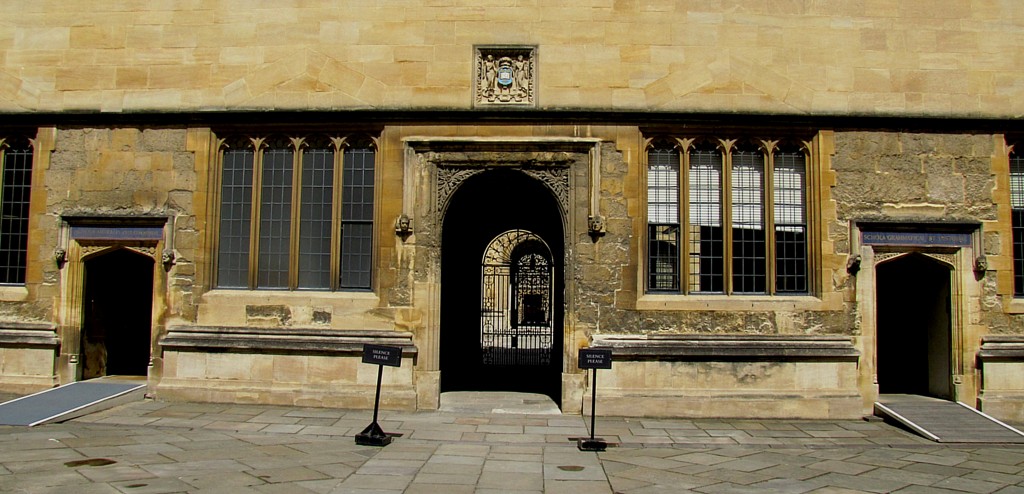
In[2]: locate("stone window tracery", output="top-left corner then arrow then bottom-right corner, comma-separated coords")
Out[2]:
214,133 -> 376,291
645,135 -> 811,296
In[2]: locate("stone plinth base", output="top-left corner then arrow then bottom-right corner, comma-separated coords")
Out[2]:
587,334 -> 862,419
978,336 -> 1024,423
157,326 -> 418,410
0,322 -> 59,394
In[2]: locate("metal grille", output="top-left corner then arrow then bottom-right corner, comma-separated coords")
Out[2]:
0,143 -> 31,285
731,147 -> 766,294
773,149 -> 808,294
340,147 -> 375,289
688,145 -> 724,293
647,146 -> 680,291
298,145 -> 334,289
1012,149 -> 1024,295
480,231 -> 553,366
257,144 -> 293,289
216,146 -> 254,288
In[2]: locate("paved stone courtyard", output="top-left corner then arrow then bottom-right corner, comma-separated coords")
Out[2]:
0,397 -> 1022,493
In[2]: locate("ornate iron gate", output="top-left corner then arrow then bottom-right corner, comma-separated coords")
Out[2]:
480,230 -> 553,366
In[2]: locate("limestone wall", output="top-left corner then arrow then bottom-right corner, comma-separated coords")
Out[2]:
0,119 -> 1020,417
3,2 -> 1021,117
46,127 -> 201,320
831,130 -> 1021,335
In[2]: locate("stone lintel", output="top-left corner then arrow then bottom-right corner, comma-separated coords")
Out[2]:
978,335 -> 1024,361
0,322 -> 60,348
403,136 -> 601,154
591,334 -> 859,361
161,325 -> 417,356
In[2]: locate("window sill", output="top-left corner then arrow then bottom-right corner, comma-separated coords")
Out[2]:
203,289 -> 379,304
1004,296 -> 1024,314
0,286 -> 29,302
636,293 -> 829,312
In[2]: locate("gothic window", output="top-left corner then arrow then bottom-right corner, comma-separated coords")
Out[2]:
0,137 -> 32,285
646,136 -> 810,296
1011,143 -> 1024,296
215,134 -> 376,291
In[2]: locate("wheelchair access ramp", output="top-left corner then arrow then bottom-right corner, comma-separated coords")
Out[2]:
0,378 -> 146,427
875,394 -> 1024,443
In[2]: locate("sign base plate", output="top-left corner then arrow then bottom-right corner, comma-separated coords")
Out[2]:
577,438 -> 608,452
355,422 -> 393,447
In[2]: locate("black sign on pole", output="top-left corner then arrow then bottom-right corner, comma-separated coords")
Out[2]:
355,344 -> 403,447
579,348 -> 612,370
577,348 -> 612,452
362,344 -> 403,367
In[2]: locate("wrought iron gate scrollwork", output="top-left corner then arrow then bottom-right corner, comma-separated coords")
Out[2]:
480,230 -> 553,366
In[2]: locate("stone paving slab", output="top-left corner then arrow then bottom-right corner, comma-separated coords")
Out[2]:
0,399 -> 1018,492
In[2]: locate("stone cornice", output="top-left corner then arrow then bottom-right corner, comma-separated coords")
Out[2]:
590,334 -> 859,362
161,326 -> 417,357
978,336 -> 1024,361
0,322 -> 60,348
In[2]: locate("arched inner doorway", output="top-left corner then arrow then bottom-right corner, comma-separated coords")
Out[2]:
876,253 -> 952,399
440,169 -> 564,404
81,248 -> 154,378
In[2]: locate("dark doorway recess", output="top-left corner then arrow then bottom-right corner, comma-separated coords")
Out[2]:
876,253 -> 952,399
82,248 -> 154,378
441,169 -> 564,405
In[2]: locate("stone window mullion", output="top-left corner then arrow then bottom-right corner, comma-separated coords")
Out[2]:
248,137 -> 266,289
331,137 -> 347,291
679,139 -> 691,294
764,140 -> 777,295
721,139 -> 735,295
287,137 -> 304,290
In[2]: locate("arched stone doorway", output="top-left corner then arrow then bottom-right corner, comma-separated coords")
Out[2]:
440,169 -> 564,403
81,248 -> 155,378
875,253 -> 953,399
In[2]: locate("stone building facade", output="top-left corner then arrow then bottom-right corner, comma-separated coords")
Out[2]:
0,1 -> 1023,420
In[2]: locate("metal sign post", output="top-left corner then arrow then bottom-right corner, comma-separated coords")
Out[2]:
355,344 -> 403,447
577,348 -> 612,452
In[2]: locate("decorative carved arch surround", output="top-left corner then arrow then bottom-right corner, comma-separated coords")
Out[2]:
855,223 -> 981,405
55,216 -> 171,384
401,136 -> 602,406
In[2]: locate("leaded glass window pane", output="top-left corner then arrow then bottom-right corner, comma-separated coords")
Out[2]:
648,224 -> 680,291
774,149 -> 808,294
340,147 -> 375,289
731,147 -> 766,294
646,145 -> 681,292
1012,148 -> 1024,296
217,146 -> 254,288
689,144 -> 724,293
0,142 -> 32,285
257,144 -> 293,289
647,147 -> 679,224
298,145 -> 334,289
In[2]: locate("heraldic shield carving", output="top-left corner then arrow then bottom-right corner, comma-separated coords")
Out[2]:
475,46 -> 536,107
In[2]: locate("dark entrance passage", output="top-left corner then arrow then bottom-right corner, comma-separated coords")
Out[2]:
441,169 -> 564,405
876,253 -> 953,399
82,248 -> 154,378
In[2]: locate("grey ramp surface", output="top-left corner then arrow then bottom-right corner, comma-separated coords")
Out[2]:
0,381 -> 145,426
876,394 -> 1024,443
